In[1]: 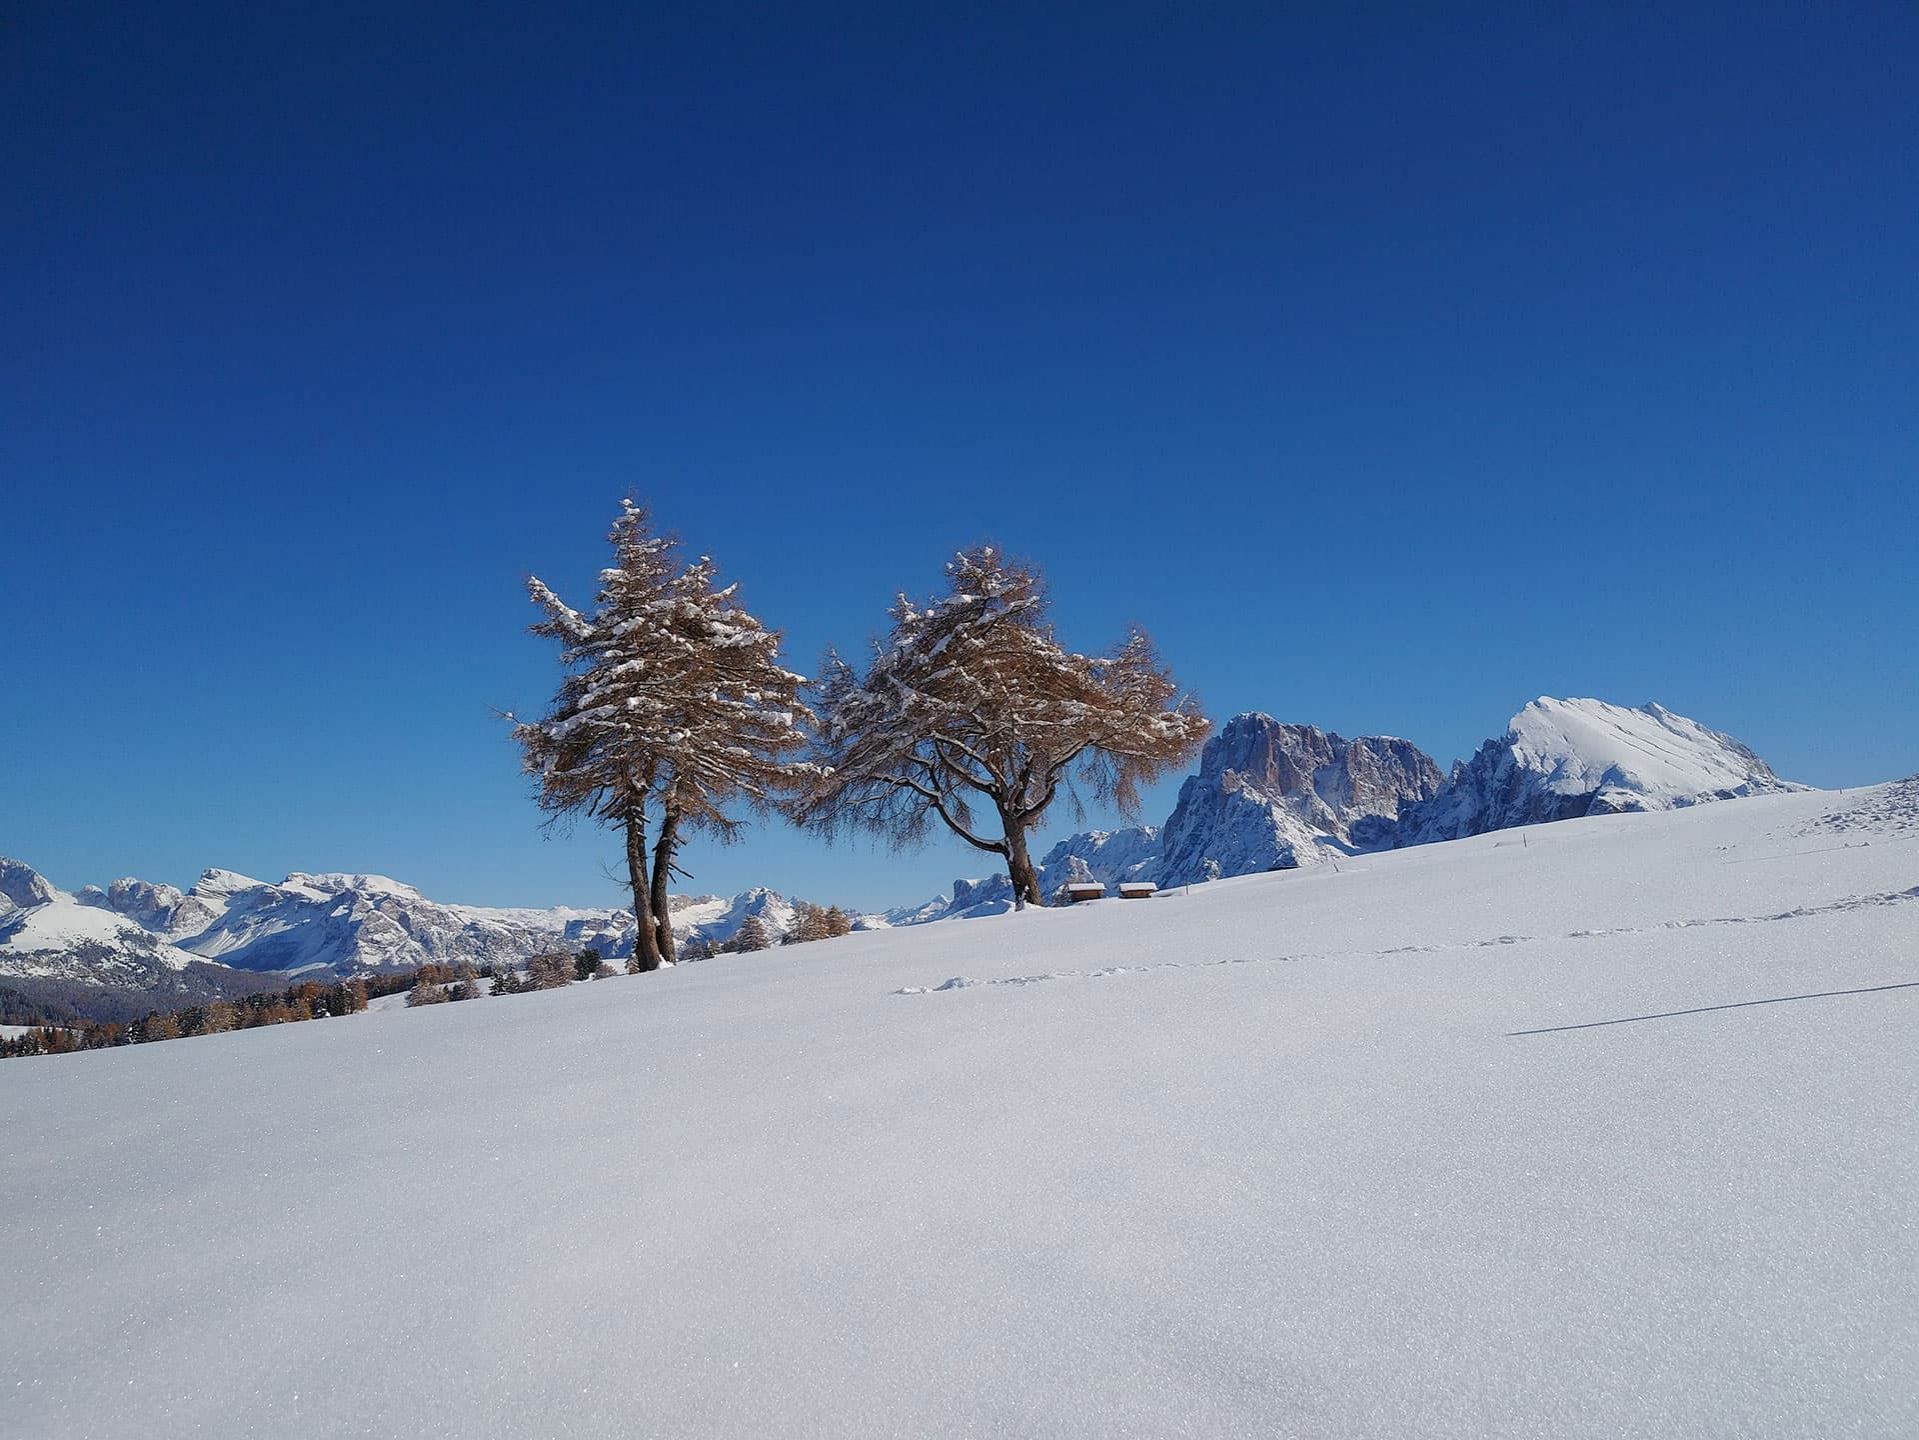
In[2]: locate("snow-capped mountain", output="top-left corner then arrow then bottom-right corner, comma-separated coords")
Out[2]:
1036,826 -> 1162,891
1397,697 -> 1804,844
1,857 -> 58,911
1,860 -> 268,1022
1,858 -> 835,1020
2,871 -> 202,979
909,699 -> 1802,916
1155,717 -> 1445,886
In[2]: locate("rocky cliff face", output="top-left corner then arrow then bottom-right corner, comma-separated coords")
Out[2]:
1397,698 -> 1804,844
0,857 -> 58,911
75,877 -> 218,937
1156,717 -> 1444,886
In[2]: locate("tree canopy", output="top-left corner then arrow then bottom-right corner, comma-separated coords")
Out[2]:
790,547 -> 1209,907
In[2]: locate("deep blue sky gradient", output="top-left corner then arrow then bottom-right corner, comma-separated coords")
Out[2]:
5,2 -> 1915,909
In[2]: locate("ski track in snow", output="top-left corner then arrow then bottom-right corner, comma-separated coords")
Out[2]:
898,884 -> 1919,995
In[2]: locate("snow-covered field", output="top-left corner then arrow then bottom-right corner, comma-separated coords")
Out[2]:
4,783 -> 1915,1438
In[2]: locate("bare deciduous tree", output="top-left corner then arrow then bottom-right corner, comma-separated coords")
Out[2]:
790,547 -> 1209,908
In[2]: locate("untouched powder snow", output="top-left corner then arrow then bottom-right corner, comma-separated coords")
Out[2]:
3,784 -> 1916,1438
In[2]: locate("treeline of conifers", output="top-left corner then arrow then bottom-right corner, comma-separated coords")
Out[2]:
0,974 -> 406,1059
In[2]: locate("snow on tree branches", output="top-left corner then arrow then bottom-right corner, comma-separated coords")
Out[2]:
512,500 -> 813,969
789,546 -> 1210,908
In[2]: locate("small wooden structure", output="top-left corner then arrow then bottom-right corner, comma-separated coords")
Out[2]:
1118,882 -> 1157,900
1064,883 -> 1106,903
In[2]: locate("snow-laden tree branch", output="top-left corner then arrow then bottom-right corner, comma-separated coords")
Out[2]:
514,500 -> 814,968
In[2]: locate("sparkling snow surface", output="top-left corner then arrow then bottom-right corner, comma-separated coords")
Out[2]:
4,785 -> 1916,1439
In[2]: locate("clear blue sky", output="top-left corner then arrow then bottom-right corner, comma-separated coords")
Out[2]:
5,2 -> 1915,912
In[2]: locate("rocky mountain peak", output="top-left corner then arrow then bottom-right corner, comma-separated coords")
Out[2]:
0,858 -> 58,911
1156,717 -> 1444,886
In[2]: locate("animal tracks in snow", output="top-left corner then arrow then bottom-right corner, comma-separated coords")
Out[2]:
1795,776 -> 1919,838
1566,885 -> 1919,939
894,953 -> 1278,996
894,886 -> 1919,996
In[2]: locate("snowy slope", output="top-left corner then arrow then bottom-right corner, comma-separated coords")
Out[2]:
1402,696 -> 1802,842
4,782 -> 1915,1438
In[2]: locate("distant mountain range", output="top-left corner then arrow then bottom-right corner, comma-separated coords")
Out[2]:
889,697 -> 1803,919
2,696 -> 1804,1019
0,862 -> 813,1022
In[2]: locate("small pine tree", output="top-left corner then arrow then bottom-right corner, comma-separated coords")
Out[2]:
575,948 -> 603,982
730,915 -> 771,953
526,953 -> 573,990
823,905 -> 853,938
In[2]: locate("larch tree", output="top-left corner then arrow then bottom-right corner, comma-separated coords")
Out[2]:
513,500 -> 812,970
729,915 -> 771,953
789,546 -> 1211,908
784,901 -> 832,945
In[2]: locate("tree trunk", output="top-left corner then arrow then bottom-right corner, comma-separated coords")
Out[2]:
624,800 -> 664,973
650,807 -> 680,966
1002,812 -> 1044,910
